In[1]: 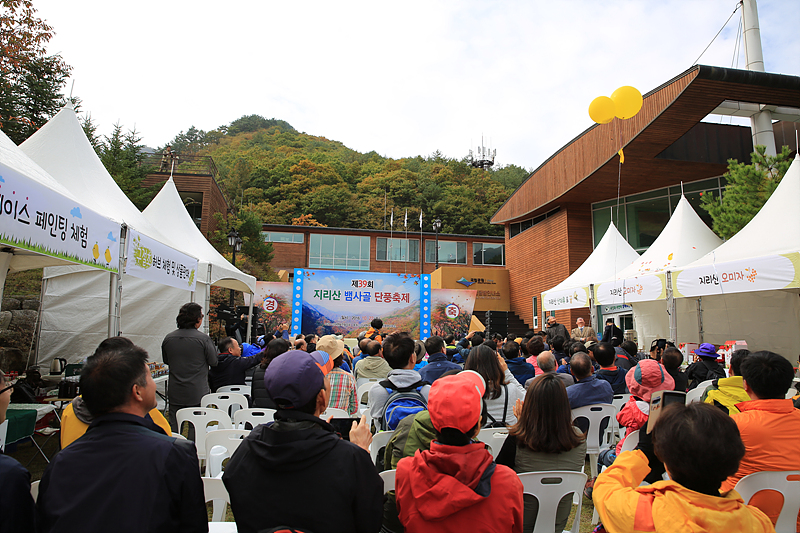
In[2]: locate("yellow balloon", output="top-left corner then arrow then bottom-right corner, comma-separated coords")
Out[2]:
611,86 -> 643,119
589,96 -> 615,124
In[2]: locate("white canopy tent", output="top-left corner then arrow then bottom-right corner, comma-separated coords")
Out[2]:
593,196 -> 722,347
542,222 -> 639,323
670,154 -> 800,357
19,105 -> 205,364
142,176 -> 256,335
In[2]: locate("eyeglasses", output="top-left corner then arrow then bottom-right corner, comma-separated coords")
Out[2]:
0,380 -> 16,395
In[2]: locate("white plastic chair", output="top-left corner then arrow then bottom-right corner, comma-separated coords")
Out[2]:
233,408 -> 275,430
571,404 -> 616,480
217,385 -> 251,396
171,432 -> 188,440
176,408 -> 232,459
202,476 -> 232,523
620,429 -> 640,453
517,471 -> 587,533
319,407 -> 350,419
370,430 -> 395,466
204,429 -> 249,477
357,382 -> 374,405
610,394 -> 631,440
0,419 -> 7,452
734,470 -> 800,533
379,469 -> 397,493
477,428 -> 509,459
686,379 -> 715,403
201,393 -> 249,418
30,480 -> 40,502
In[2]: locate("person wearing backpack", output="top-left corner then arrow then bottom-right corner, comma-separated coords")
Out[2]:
367,334 -> 431,431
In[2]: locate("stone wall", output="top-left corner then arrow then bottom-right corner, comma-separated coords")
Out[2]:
0,296 -> 39,372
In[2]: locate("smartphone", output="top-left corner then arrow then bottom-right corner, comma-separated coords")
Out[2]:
329,418 -> 361,441
646,390 -> 686,434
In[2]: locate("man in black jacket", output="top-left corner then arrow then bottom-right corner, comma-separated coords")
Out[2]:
223,349 -> 383,533
209,336 -> 261,392
37,342 -> 206,533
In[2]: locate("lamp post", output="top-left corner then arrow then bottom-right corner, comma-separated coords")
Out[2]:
227,228 -> 242,307
432,218 -> 442,270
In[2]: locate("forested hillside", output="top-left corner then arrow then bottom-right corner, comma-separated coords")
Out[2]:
165,115 -> 530,237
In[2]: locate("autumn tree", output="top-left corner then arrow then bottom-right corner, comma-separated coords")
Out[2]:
701,145 -> 792,239
0,0 -> 71,143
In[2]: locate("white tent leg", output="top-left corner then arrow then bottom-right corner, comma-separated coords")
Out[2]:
589,284 -> 597,331
204,264 -> 212,335
667,272 -> 677,344
108,272 -> 118,338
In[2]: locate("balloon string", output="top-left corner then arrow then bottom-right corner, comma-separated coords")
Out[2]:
615,119 -> 622,225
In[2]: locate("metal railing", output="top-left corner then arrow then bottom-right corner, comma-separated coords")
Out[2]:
142,153 -> 219,179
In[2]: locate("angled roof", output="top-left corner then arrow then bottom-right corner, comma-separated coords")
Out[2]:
492,65 -> 800,225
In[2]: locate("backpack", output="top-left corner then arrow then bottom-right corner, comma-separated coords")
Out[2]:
378,379 -> 428,431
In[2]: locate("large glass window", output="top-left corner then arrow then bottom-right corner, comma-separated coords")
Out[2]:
308,234 -> 369,270
425,240 -> 467,264
473,243 -> 504,265
625,197 -> 670,251
261,231 -> 304,243
377,238 -> 419,262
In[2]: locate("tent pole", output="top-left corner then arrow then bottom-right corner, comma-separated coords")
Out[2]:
666,272 -> 677,344
204,265 -> 212,335
589,284 -> 597,332
108,226 -> 127,338
696,297 -> 704,343
32,276 -> 48,369
246,297 -> 255,344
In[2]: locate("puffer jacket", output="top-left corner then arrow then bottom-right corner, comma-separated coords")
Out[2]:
701,375 -> 751,414
615,397 -> 649,455
594,450 -> 774,533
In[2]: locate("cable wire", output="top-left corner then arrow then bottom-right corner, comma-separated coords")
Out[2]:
692,1 -> 742,66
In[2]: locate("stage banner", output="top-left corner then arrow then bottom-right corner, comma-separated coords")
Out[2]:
542,286 -> 590,311
126,229 -> 198,291
674,253 -> 799,298
245,281 -> 293,333
0,162 -> 121,272
291,269 -> 432,339
430,289 -> 477,339
595,274 -> 665,305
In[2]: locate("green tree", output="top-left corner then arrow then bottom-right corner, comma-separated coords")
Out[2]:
0,1 -> 71,144
211,209 -> 274,278
228,114 -> 295,136
701,145 -> 793,239
99,123 -> 159,210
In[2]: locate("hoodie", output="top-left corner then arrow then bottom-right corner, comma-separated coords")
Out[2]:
596,365 -> 628,394
222,410 -> 383,533
396,441 -> 523,533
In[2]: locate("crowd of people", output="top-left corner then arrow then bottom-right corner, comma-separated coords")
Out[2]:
1,306 -> 799,532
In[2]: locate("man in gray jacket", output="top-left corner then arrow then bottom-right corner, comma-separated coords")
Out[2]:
162,302 -> 218,438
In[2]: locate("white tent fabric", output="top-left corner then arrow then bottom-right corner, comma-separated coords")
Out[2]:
595,196 -> 722,306
143,177 -> 255,294
542,222 -> 639,310
18,105 -> 205,364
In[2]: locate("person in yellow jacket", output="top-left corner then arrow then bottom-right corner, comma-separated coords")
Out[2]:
701,349 -> 751,414
593,402 -> 773,533
61,395 -> 171,448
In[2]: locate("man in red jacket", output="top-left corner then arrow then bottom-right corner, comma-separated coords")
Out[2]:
395,370 -> 523,533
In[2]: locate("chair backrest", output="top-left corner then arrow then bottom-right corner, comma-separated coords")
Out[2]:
357,382 -> 374,405
517,471 -> 587,533
217,385 -> 251,396
620,429 -> 640,453
204,429 -> 250,477
734,470 -> 800,533
201,393 -> 249,418
379,469 -> 397,493
571,404 -> 616,454
612,394 -> 631,412
0,419 -> 7,452
30,480 -> 40,502
176,408 -> 232,458
233,408 -> 276,430
319,407 -> 350,419
370,430 -> 395,466
202,476 -> 232,523
686,379 -> 715,403
476,428 -> 509,459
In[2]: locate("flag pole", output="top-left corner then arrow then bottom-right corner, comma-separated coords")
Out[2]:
419,211 -> 423,278
389,208 -> 394,274
404,209 -> 408,274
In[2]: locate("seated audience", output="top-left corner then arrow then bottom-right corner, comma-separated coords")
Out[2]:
354,339 -> 391,380
395,371 -> 523,532
365,317 -> 384,342
524,336 -> 544,373
566,352 -> 613,409
320,335 -> 358,415
503,340 -> 536,386
38,342 -> 206,532
465,345 -> 525,427
686,342 -> 726,389
593,342 -> 628,394
209,336 -> 262,392
419,336 -> 461,384
454,330 -> 484,364
615,340 -> 639,370
661,346 -> 688,392
720,351 -> 800,531
412,339 -> 428,371
593,403 -> 774,532
251,338 -> 291,409
550,335 -> 568,366
525,351 -> 574,389
497,373 -> 587,533
0,370 -> 36,533
223,349 -> 382,533
701,349 -> 751,414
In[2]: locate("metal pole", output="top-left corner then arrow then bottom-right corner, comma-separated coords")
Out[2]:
434,228 -> 440,270
229,247 -> 236,308
589,284 -> 597,332
666,272 -> 677,344
742,0 -> 776,155
204,264 -> 212,335
696,297 -> 704,343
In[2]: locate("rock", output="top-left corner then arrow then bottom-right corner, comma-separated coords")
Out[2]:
10,309 -> 38,330
1,298 -> 21,312
0,347 -> 27,373
22,299 -> 40,310
0,311 -> 11,330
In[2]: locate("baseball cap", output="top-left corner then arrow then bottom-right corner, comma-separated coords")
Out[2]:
316,335 -> 345,360
263,349 -> 334,409
428,370 -> 486,433
626,359 -> 675,401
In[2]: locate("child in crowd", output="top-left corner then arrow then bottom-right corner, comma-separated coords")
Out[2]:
686,343 -> 726,390
661,346 -> 688,392
593,343 -> 627,394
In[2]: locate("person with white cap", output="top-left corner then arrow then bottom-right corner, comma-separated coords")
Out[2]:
395,370 -> 524,532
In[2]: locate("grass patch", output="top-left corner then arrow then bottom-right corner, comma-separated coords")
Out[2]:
3,269 -> 44,297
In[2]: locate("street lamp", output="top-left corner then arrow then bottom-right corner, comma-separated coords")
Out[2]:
432,218 -> 442,270
227,228 -> 242,307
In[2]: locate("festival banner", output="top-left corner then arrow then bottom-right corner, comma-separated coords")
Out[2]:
245,281 -> 293,333
674,253 -> 799,298
0,162 -> 121,272
430,289 -> 477,339
291,269 -> 431,339
126,229 -> 198,291
595,274 -> 665,305
542,286 -> 591,311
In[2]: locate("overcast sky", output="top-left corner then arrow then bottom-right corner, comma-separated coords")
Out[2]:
37,0 -> 799,170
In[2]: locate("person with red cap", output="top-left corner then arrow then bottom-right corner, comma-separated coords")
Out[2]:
395,370 -> 524,533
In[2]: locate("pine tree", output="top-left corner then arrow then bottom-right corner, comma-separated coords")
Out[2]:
99,123 -> 159,210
